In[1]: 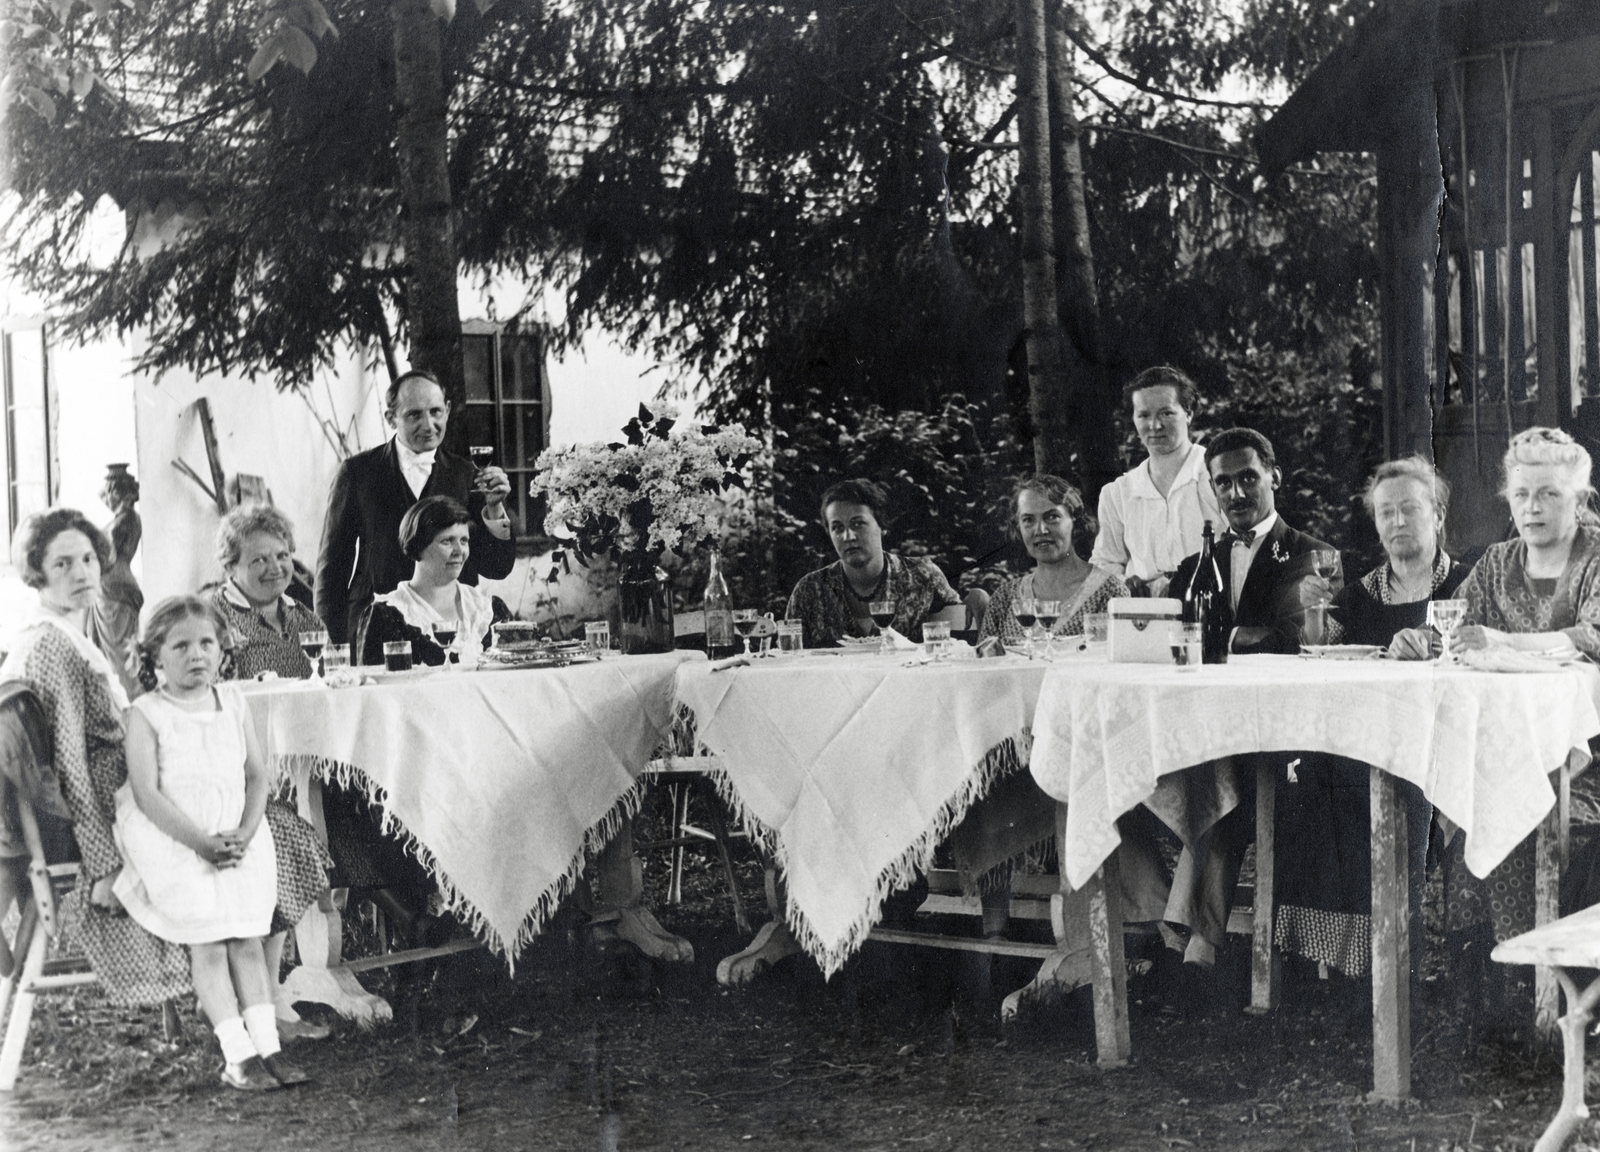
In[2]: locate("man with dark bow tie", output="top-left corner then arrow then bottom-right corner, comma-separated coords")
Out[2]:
315,369 -> 517,644
1162,427 -> 1343,988
1171,426 -> 1342,655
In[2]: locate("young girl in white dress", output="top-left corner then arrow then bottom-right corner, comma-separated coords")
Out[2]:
113,595 -> 309,1091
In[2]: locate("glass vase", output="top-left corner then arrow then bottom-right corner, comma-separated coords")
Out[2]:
617,558 -> 675,655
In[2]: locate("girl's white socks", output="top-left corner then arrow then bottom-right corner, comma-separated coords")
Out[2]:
213,1017 -> 255,1065
241,1003 -> 282,1059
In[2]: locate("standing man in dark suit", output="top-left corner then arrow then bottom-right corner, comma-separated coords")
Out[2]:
315,369 -> 518,644
1165,427 -> 1343,988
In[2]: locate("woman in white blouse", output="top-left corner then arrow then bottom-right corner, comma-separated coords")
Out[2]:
1089,366 -> 1220,597
356,496 -> 505,666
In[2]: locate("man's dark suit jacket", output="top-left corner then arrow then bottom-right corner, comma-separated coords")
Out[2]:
314,439 -> 518,643
1170,515 -> 1341,655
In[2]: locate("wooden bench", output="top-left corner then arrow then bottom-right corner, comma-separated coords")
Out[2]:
1492,904 -> 1600,1152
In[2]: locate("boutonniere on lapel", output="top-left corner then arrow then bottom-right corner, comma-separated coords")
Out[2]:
1270,541 -> 1290,564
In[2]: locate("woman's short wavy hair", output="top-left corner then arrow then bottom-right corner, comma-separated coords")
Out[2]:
216,502 -> 297,571
1362,456 -> 1451,550
11,508 -> 113,590
1501,427 -> 1597,509
1007,474 -> 1096,545
399,495 -> 472,562
818,478 -> 889,526
1123,365 -> 1198,414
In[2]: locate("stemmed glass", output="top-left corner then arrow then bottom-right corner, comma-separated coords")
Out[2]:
469,445 -> 495,492
868,600 -> 897,655
1426,599 -> 1468,663
1034,599 -> 1061,659
298,629 -> 328,683
431,620 -> 460,667
1014,596 -> 1038,658
731,608 -> 760,656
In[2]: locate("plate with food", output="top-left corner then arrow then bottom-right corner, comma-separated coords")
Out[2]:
1298,644 -> 1384,660
835,635 -> 885,653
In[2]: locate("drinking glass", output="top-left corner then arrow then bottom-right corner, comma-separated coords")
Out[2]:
777,619 -> 804,654
322,643 -> 350,672
1427,598 -> 1468,662
731,608 -> 761,656
1015,596 -> 1038,657
584,620 -> 611,654
1169,623 -> 1202,671
382,640 -> 414,672
1034,599 -> 1061,659
922,620 -> 952,662
298,629 -> 328,682
1301,602 -> 1328,646
469,445 -> 495,491
432,620 -> 460,666
1312,548 -> 1341,585
1085,612 -> 1110,656
867,600 -> 897,655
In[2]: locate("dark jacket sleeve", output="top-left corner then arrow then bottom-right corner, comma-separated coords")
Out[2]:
1234,529 -> 1342,656
315,458 -> 361,644
357,603 -> 447,668
468,513 -> 517,581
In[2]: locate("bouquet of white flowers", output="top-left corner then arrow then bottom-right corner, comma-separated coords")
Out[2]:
531,404 -> 761,572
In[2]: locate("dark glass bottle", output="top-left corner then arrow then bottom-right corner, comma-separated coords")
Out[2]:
1182,520 -> 1231,664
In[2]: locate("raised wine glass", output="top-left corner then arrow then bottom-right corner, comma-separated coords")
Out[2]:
1014,596 -> 1038,658
1034,599 -> 1061,659
298,629 -> 328,683
1426,598 -> 1468,662
731,608 -> 760,657
867,600 -> 897,655
1312,549 -> 1340,602
431,620 -> 460,667
469,445 -> 495,492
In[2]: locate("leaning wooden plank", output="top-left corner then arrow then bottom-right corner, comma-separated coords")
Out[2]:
1369,767 -> 1411,1103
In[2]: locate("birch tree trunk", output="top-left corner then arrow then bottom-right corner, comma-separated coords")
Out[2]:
1014,0 -> 1071,476
1047,1 -> 1117,503
393,0 -> 465,407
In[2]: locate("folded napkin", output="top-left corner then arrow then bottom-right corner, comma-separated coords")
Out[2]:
1458,647 -> 1581,673
882,627 -> 919,652
710,654 -> 753,673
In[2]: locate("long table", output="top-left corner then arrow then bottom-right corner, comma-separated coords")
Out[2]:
672,651 -> 1050,977
241,650 -> 699,960
1028,654 -> 1600,1100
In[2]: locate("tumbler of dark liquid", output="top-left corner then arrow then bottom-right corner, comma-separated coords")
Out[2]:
383,640 -> 414,672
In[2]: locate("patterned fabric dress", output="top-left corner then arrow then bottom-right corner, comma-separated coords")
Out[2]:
209,582 -> 319,681
1446,526 -> 1600,942
785,553 -> 961,647
1273,551 -> 1464,974
977,567 -> 1127,646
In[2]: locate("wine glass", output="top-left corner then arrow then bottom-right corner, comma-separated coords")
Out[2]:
1311,549 -> 1340,603
431,620 -> 460,666
1014,596 -> 1038,658
731,608 -> 760,656
1426,598 -> 1468,662
298,629 -> 328,683
469,445 -> 495,491
1034,599 -> 1061,659
867,600 -> 897,655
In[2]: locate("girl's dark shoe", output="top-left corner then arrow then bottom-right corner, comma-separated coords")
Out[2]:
261,1052 -> 312,1085
221,1056 -> 282,1091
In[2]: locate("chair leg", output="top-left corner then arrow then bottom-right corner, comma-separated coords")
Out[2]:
0,913 -> 48,1091
1249,761 -> 1279,1014
701,783 -> 751,935
0,899 -> 39,1033
668,784 -> 689,906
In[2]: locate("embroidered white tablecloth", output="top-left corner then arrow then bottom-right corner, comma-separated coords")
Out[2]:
1030,655 -> 1600,890
240,651 -> 700,961
673,653 -> 1050,977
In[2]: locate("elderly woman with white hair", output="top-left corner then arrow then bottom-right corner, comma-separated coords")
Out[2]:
1394,428 -> 1600,982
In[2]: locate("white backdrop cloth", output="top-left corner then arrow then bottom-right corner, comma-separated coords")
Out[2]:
1030,655 -> 1600,890
241,651 -> 700,960
674,653 -> 1049,976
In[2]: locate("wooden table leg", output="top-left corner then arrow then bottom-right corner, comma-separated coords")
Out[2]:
1369,767 -> 1411,1103
1085,846 -> 1131,1066
1536,969 -> 1600,1152
1248,760 -> 1279,1014
1535,805 -> 1562,1041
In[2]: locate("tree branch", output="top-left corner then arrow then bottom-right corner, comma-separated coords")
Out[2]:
1055,18 -> 1276,111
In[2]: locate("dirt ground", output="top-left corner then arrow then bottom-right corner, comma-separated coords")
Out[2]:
4,794 -> 1599,1152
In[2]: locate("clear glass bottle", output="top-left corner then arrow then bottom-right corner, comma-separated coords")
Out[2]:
703,551 -> 737,659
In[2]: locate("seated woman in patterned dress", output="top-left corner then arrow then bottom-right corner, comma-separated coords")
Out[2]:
1272,458 -> 1464,979
978,474 -> 1127,647
209,503 -> 438,953
785,478 -> 974,646
1394,429 -> 1600,992
1,508 -> 327,1014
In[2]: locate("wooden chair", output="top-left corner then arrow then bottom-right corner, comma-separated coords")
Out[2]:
639,752 -> 751,935
1491,904 -> 1600,1152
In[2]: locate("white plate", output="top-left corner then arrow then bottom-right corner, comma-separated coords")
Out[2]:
1299,645 -> 1383,660
835,636 -> 884,652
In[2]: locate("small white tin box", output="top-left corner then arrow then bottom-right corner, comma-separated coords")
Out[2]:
1107,597 -> 1182,663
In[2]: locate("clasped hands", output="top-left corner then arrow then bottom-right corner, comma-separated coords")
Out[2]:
195,826 -> 254,869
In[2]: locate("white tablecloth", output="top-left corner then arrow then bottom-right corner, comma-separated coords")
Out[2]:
1029,655 -> 1600,890
674,653 -> 1049,976
241,651 -> 700,961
